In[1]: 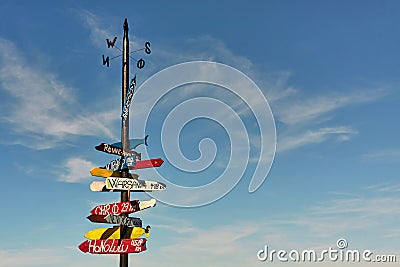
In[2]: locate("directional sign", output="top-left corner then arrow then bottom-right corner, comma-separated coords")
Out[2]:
103,156 -> 138,171
90,168 -> 139,179
111,135 -> 148,149
78,238 -> 146,254
128,158 -> 164,170
95,143 -> 141,158
84,225 -> 151,240
90,199 -> 156,215
90,180 -> 166,192
87,214 -> 143,227
106,214 -> 142,227
121,77 -> 135,121
90,181 -> 108,192
106,177 -> 166,191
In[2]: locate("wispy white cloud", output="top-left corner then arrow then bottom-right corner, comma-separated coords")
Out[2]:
278,126 -> 358,152
275,183 -> 400,239
362,149 -> 400,163
0,37 -> 119,149
366,182 -> 400,193
59,157 -> 94,183
266,79 -> 389,153
274,89 -> 388,125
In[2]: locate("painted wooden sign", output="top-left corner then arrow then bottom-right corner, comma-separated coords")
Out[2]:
90,199 -> 156,215
103,156 -> 138,171
90,167 -> 139,179
111,135 -> 148,149
90,180 -> 166,192
95,143 -> 141,158
106,177 -> 166,191
121,77 -> 135,121
78,238 -> 146,254
87,214 -> 143,227
84,225 -> 151,240
128,158 -> 164,170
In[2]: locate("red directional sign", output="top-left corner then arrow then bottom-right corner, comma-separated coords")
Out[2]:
90,199 -> 156,216
90,200 -> 139,215
128,158 -> 164,170
78,238 -> 146,254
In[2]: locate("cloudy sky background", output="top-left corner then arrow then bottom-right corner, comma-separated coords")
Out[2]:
0,1 -> 399,266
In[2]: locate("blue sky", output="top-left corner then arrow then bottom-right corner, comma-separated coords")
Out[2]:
0,1 -> 399,266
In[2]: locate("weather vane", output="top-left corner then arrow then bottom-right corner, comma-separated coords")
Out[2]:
101,32 -> 151,69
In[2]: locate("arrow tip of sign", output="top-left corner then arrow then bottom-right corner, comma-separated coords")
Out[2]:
78,241 -> 88,253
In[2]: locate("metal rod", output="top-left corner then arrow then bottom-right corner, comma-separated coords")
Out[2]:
120,17 -> 130,267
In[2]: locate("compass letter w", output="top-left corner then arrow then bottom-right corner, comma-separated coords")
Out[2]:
106,37 -> 117,48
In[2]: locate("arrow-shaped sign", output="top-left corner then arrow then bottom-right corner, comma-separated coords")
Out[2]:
84,225 -> 151,240
128,158 -> 164,170
111,135 -> 148,149
90,168 -> 139,179
90,180 -> 166,192
87,214 -> 143,227
78,238 -> 146,254
105,177 -> 166,191
103,156 -> 138,171
90,199 -> 156,215
95,143 -> 141,158
121,76 -> 135,122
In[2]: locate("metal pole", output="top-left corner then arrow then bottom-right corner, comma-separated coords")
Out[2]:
120,18 -> 130,267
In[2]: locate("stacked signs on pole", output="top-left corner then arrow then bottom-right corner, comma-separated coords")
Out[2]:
79,134 -> 165,254
78,20 -> 165,256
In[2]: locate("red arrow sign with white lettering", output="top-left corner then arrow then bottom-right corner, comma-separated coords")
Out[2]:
128,158 -> 164,170
78,238 -> 146,254
90,199 -> 156,216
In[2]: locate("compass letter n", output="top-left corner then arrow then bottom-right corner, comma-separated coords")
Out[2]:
102,55 -> 110,67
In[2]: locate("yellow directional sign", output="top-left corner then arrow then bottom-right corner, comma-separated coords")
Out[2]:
90,168 -> 139,179
84,225 -> 150,240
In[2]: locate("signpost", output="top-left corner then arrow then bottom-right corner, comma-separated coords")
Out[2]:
78,238 -> 147,254
128,158 -> 164,170
89,179 -> 166,192
85,225 -> 151,240
78,18 -> 165,267
95,143 -> 141,159
90,199 -> 156,215
90,167 -> 139,178
106,177 -> 166,191
87,214 -> 143,227
103,156 -> 138,171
